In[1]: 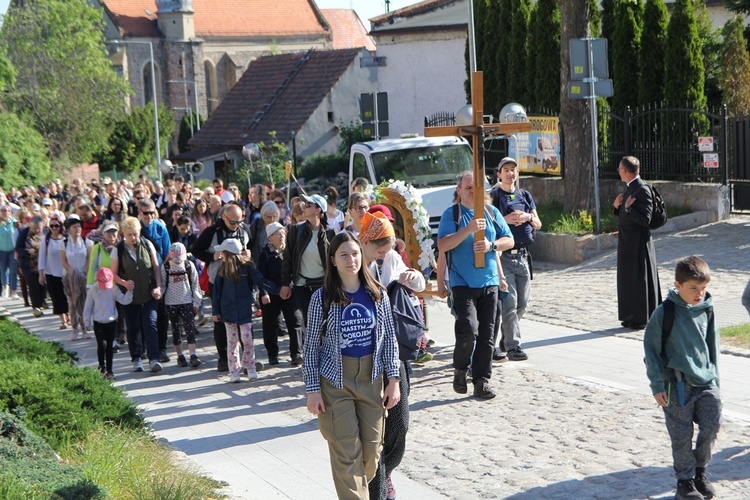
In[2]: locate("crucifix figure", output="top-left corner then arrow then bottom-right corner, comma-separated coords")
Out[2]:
425,71 -> 531,267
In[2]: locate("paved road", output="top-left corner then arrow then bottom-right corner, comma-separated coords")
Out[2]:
3,216 -> 750,499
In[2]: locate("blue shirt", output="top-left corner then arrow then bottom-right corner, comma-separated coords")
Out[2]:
140,219 -> 171,264
437,203 -> 512,288
340,284 -> 376,357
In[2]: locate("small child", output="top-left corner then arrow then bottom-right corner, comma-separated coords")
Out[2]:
83,268 -> 134,379
643,256 -> 720,500
212,238 -> 280,383
160,242 -> 202,368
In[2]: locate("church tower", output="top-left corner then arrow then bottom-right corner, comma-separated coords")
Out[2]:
156,0 -> 195,41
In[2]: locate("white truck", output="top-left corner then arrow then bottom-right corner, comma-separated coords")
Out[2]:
533,136 -> 558,172
348,135 -> 483,237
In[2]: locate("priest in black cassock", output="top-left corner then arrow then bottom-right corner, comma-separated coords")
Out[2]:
613,156 -> 661,329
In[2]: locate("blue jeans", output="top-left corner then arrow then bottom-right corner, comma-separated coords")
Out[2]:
123,299 -> 159,362
495,252 -> 531,352
0,249 -> 18,290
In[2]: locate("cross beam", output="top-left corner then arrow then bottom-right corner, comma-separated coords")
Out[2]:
425,71 -> 531,267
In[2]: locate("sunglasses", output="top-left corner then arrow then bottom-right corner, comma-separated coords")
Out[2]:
141,211 -> 155,216
274,200 -> 284,206
49,224 -> 61,229
225,219 -> 241,226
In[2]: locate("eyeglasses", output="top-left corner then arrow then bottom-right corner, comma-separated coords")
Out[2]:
140,211 -> 155,216
274,200 -> 284,206
225,219 -> 242,226
354,205 -> 369,212
49,224 -> 61,229
135,197 -> 144,201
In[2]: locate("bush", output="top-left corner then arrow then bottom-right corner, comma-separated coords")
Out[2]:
0,320 -> 143,450
0,411 -> 106,499
299,154 -> 349,180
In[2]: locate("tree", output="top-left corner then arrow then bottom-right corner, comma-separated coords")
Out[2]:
93,103 -> 175,176
600,0 -> 616,62
0,0 -> 130,164
638,0 -> 668,106
525,5 -> 539,109
612,0 -> 642,112
533,0 -> 561,113
559,0 -> 594,213
696,3 -> 724,109
507,0 -> 532,104
589,0 -> 601,37
465,0 -> 487,101
483,0 -> 506,116
664,0 -> 706,109
177,112 -> 204,153
0,112 -> 53,190
719,15 -> 750,116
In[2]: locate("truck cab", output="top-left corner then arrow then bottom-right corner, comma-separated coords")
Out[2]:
535,136 -> 558,172
348,136 -> 483,237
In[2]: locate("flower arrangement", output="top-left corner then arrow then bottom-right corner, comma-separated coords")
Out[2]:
373,179 -> 435,274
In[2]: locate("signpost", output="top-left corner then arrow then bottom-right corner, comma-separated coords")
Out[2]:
568,38 -> 613,233
424,71 -> 531,268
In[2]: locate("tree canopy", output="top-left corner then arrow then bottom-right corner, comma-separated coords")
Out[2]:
0,0 -> 130,164
719,15 -> 750,115
638,0 -> 668,106
0,113 -> 53,190
612,0 -> 642,111
664,0 -> 706,109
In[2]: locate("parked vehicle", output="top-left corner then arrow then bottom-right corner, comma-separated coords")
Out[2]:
533,136 -> 558,172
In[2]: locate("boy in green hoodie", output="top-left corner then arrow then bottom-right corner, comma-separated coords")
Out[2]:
644,256 -> 720,500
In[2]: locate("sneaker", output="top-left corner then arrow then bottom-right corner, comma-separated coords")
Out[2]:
9,291 -> 20,300
492,349 -> 508,362
104,372 -> 115,380
159,351 -> 170,363
414,351 -> 433,363
112,341 -> 121,352
269,357 -> 279,366
133,359 -> 144,372
453,369 -> 468,394
247,370 -> 258,380
69,330 -> 79,341
177,355 -> 188,368
473,379 -> 496,399
426,338 -> 436,347
32,307 -> 43,317
255,361 -> 264,372
675,479 -> 703,500
189,354 -> 202,368
217,359 -> 229,372
81,330 -> 91,340
507,347 -> 528,361
694,468 -> 716,498
291,354 -> 304,367
229,374 -> 241,383
386,476 -> 396,500
149,360 -> 163,373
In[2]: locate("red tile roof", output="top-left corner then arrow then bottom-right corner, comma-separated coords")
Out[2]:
189,48 -> 361,149
321,9 -> 375,52
101,0 -> 329,38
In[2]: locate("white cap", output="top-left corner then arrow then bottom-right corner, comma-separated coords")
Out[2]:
215,238 -> 243,255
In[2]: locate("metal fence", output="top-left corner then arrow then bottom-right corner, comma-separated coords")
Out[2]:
424,111 -> 455,128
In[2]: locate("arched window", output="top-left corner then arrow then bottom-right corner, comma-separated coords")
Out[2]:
204,60 -> 218,114
143,63 -> 163,106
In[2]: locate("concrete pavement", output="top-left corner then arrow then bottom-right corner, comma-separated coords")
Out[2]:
3,216 -> 750,498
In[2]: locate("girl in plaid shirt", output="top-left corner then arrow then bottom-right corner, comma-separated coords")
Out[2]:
303,231 -> 400,500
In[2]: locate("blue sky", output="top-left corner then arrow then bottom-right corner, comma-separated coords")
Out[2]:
0,0 -> 8,18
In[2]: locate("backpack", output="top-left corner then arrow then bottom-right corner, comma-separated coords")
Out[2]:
387,281 -> 426,361
660,298 -> 714,357
163,260 -> 197,296
647,184 -> 667,230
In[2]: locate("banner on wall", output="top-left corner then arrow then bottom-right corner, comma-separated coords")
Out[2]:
508,116 -> 562,175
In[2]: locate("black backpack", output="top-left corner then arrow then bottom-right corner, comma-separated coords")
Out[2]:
387,281 -> 425,361
648,184 -> 667,230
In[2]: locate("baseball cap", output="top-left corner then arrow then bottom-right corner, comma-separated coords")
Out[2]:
41,198 -> 53,207
497,157 -> 519,170
301,194 -> 327,213
169,242 -> 187,262
101,220 -> 119,233
96,268 -> 114,290
215,238 -> 243,255
266,222 -> 285,238
367,204 -> 394,222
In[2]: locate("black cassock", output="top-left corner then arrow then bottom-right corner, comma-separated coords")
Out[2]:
614,177 -> 661,325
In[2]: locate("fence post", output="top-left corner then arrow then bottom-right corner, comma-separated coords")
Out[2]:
624,106 -> 632,156
721,105 -> 728,185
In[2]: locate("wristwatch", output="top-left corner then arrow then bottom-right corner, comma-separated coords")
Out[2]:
491,241 -> 497,252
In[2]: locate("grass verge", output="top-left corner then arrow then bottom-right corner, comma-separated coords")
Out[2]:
721,323 -> 750,350
0,318 -> 226,499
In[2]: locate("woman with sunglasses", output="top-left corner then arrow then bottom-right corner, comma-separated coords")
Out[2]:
38,211 -> 70,329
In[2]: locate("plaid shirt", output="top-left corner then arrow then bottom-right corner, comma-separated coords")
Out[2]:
303,287 -> 400,393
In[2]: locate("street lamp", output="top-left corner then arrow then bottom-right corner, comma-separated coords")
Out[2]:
167,79 -> 200,131
108,39 -> 162,180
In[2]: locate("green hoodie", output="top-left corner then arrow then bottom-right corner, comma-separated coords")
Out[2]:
643,288 -> 719,395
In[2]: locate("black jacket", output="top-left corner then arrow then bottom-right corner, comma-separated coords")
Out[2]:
280,221 -> 335,287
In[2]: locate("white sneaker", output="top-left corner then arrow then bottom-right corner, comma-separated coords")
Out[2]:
149,360 -> 163,373
247,370 -> 258,381
133,359 -> 144,372
1,286 -> 7,298
32,307 -> 43,317
228,375 -> 241,383
9,291 -> 20,300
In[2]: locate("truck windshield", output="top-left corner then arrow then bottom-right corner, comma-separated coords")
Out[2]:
370,145 -> 473,187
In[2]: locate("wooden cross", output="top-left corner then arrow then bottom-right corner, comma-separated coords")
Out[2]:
425,71 -> 531,267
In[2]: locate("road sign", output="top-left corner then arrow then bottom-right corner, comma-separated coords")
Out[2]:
703,153 -> 719,168
570,38 -> 609,81
567,80 -> 613,99
698,137 -> 714,152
